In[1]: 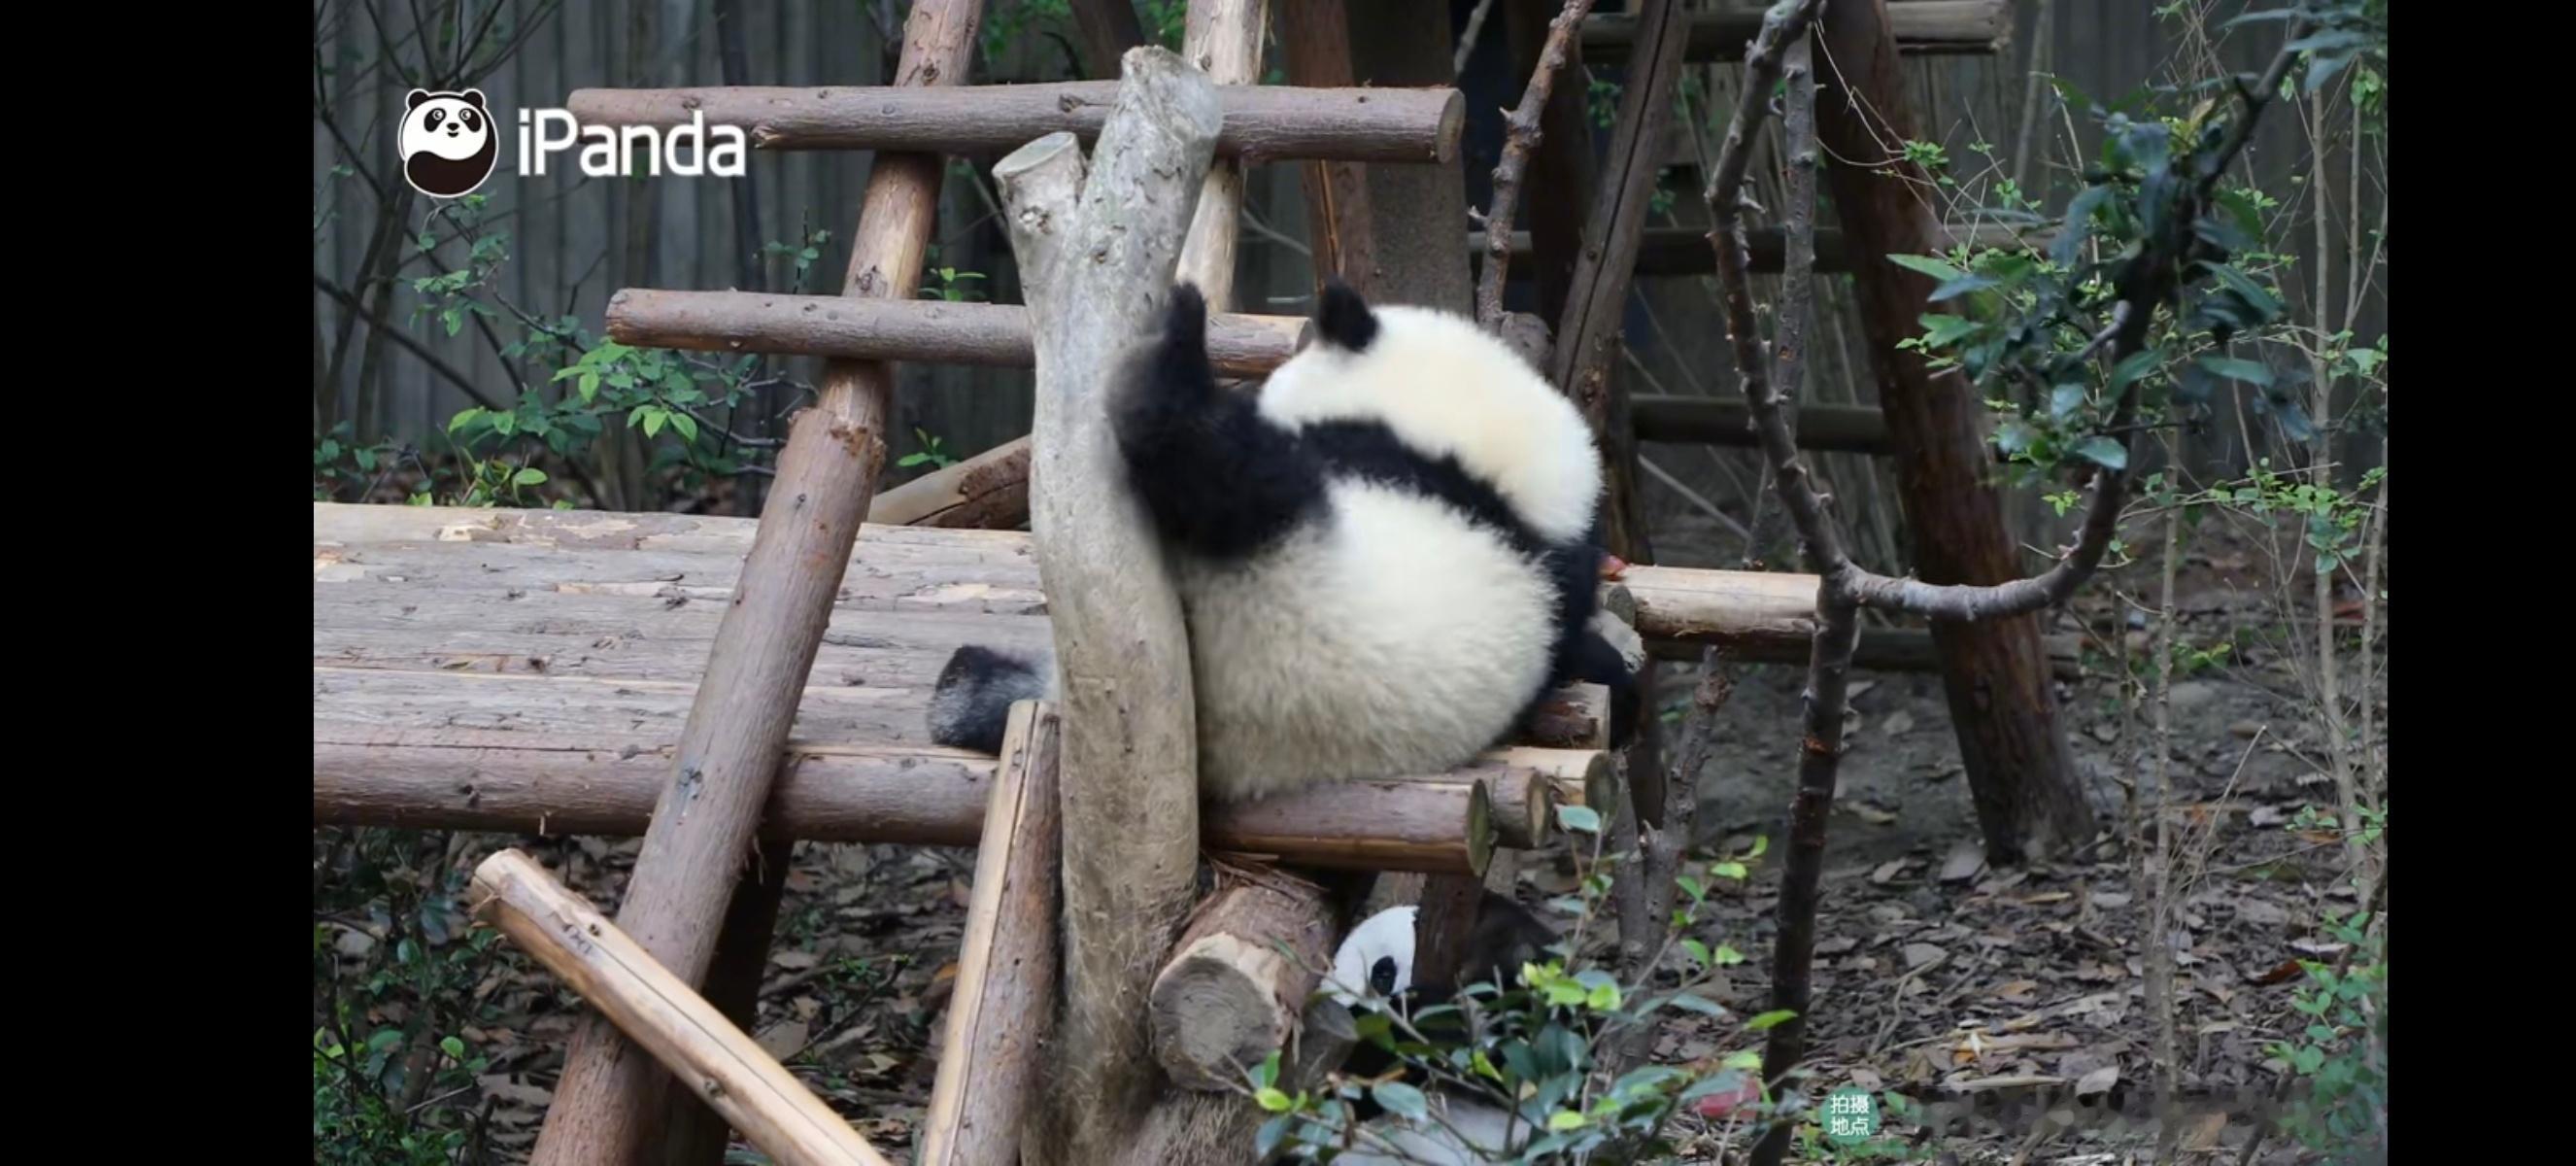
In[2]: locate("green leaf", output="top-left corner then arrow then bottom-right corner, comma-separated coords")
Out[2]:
2202,262 -> 2285,321
670,412 -> 700,442
2111,350 -> 2161,393
2195,354 -> 2275,388
1371,1081 -> 1428,1121
1666,992 -> 1729,1018
1927,273 -> 1997,302
2051,186 -> 2113,267
1586,980 -> 1623,1011
642,408 -> 668,439
1887,254 -> 1968,283
1253,1114 -> 1293,1157
579,372 -> 600,403
2049,383 -> 2088,422
1555,804 -> 1602,835
1746,1009 -> 1798,1032
1682,939 -> 1713,968
1710,861 -> 1747,880
514,467 -> 549,487
440,1036 -> 466,1059
1546,1110 -> 1588,1132
449,407 -> 486,432
1916,314 -> 1982,348
491,411 -> 517,436
2075,435 -> 2129,470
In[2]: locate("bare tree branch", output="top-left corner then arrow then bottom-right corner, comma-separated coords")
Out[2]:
1474,0 -> 1598,329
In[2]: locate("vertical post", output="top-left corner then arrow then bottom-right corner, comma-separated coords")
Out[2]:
1503,0 -> 1600,325
1810,0 -> 2093,862
989,49 -> 1225,1165
1275,0 -> 1377,298
527,4 -> 987,1163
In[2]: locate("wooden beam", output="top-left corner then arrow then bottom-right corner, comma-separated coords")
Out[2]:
866,438 -> 1032,529
919,703 -> 1062,1166
1274,0 -> 1376,297
469,850 -> 896,1166
1579,1 -> 2009,63
312,732 -> 1537,875
529,4 -> 986,1159
1813,0 -> 2092,860
1145,872 -> 1337,1092
564,81 -> 1464,163
605,290 -> 1309,376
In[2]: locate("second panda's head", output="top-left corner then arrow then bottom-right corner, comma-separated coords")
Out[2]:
1324,894 -> 1559,1011
1257,281 -> 1605,546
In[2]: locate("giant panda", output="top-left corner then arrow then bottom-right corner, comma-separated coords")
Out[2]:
925,279 -> 1643,804
1316,891 -> 1562,1165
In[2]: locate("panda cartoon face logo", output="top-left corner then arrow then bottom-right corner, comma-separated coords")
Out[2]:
398,88 -> 498,198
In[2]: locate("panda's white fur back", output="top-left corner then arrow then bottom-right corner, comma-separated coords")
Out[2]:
1258,304 -> 1603,546
1176,478 -> 1558,801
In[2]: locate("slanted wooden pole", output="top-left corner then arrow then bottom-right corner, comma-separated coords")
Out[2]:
987,47 -> 1224,1164
1812,0 -> 2093,862
528,4 -> 986,1162
920,703 -> 1063,1166
468,850 -> 895,1166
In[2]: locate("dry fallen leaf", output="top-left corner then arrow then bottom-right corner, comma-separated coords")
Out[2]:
755,1019 -> 811,1061
2075,1064 -> 2119,1097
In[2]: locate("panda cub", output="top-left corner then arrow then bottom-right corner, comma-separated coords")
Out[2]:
927,280 -> 1642,802
1321,891 -> 1561,1165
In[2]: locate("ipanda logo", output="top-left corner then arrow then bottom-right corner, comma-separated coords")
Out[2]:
398,87 -> 748,199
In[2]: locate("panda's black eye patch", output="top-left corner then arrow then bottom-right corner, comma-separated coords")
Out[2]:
461,109 -> 483,132
424,109 -> 445,130
1369,955 -> 1398,995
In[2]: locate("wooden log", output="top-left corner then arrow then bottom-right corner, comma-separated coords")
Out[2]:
1552,0 -> 1691,833
312,731 -> 1530,875
1523,682 -> 1611,750
562,80 -> 1464,163
468,850 -> 895,1166
867,437 -> 1033,529
1490,746 -> 1618,823
1146,873 -> 1337,1092
1344,0 -> 1474,311
1414,763 -> 1552,851
532,5 -> 985,1157
1472,222 -> 2049,277
920,703 -> 1062,1166
1631,394 -> 1893,455
1282,995 -> 1358,1093
1579,0 -> 2008,63
1274,0 -> 1376,296
605,291 -> 1309,376
990,51 -> 1223,1165
1813,0 -> 2092,860
1173,0 -> 1270,307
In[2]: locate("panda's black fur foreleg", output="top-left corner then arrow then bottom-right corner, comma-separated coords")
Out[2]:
1111,283 -> 1323,561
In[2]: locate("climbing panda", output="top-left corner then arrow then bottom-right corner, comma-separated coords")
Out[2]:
396,87 -> 498,198
926,279 -> 1644,804
1318,891 -> 1562,1165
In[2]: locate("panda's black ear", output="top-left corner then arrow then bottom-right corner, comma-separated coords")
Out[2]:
459,88 -> 488,110
1314,277 -> 1378,353
407,88 -> 432,111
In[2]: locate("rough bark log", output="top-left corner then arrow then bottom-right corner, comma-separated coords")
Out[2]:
563,80 -> 1463,162
1812,0 -> 2092,863
605,290 -> 1308,376
469,850 -> 895,1166
529,3 -> 984,1160
866,438 -> 1034,529
313,732 -> 1527,875
991,49 -> 1222,1166
1146,874 -> 1338,1091
1274,0 -> 1377,297
1579,0 -> 2008,63
919,703 -> 1062,1166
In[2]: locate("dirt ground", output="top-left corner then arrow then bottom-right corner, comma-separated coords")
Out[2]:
317,508 -> 2379,1165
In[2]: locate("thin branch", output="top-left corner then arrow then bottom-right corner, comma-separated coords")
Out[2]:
1474,0 -> 1598,329
313,272 -> 503,414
